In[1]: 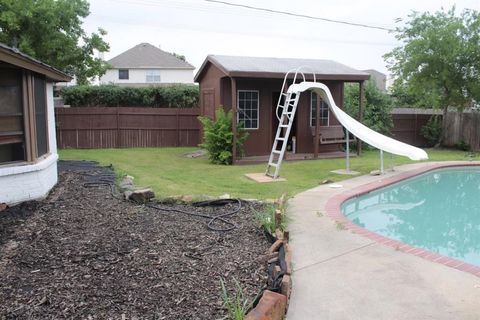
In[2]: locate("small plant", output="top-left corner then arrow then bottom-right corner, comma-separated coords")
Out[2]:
335,221 -> 346,230
198,107 -> 248,165
220,278 -> 250,320
421,115 -> 442,147
455,139 -> 471,151
253,204 -> 288,235
253,205 -> 277,234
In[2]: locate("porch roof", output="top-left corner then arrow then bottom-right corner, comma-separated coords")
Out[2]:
195,55 -> 370,82
0,42 -> 72,82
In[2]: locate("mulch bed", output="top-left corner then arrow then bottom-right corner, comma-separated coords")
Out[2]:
0,162 -> 270,319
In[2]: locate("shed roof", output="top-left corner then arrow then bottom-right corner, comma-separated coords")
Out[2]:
195,55 -> 370,82
0,43 -> 72,82
108,43 -> 195,69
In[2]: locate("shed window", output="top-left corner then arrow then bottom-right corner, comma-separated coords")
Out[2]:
118,69 -> 129,80
0,68 -> 25,163
146,70 -> 161,82
310,92 -> 329,126
237,90 -> 259,129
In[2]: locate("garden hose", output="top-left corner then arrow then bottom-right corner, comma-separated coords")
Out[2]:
146,198 -> 242,232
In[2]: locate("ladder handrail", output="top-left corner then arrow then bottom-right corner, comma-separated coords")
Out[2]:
275,67 -> 314,121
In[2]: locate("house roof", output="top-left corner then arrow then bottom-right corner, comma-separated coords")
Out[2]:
194,55 -> 370,82
0,43 -> 72,82
108,43 -> 195,69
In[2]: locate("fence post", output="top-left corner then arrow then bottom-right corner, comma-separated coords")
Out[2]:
176,108 -> 180,147
116,107 -> 120,148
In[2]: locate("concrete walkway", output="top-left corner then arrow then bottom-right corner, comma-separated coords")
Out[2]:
287,162 -> 480,320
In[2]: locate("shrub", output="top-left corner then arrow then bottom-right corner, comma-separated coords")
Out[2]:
198,107 -> 248,165
421,115 -> 443,147
456,139 -> 471,151
60,84 -> 199,108
344,79 -> 393,135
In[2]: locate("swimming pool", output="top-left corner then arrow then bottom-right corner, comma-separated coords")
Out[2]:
341,167 -> 480,268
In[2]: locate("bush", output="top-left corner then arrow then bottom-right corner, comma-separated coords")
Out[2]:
60,84 -> 199,108
456,139 -> 471,151
198,107 -> 248,165
343,79 -> 393,135
421,115 -> 443,147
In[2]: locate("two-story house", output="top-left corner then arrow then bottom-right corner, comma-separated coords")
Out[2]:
100,43 -> 195,86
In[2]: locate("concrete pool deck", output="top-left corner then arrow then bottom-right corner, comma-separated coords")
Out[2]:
287,161 -> 480,320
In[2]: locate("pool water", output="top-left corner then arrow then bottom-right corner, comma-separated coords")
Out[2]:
342,167 -> 480,267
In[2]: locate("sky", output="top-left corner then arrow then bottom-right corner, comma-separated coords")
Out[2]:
83,0 -> 479,78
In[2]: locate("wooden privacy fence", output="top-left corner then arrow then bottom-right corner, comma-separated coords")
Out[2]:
55,107 -> 201,149
443,111 -> 480,150
390,108 -> 441,147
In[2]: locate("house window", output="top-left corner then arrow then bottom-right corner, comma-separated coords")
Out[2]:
0,68 -> 25,163
310,92 -> 329,126
237,90 -> 259,129
146,70 -> 161,82
118,69 -> 129,80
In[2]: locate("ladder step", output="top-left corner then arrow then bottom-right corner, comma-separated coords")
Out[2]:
268,163 -> 278,167
276,137 -> 285,141
272,150 -> 281,154
279,124 -> 289,128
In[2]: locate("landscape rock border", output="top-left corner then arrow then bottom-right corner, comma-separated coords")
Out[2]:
246,193 -> 292,320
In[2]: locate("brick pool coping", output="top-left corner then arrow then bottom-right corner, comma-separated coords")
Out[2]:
325,162 -> 480,278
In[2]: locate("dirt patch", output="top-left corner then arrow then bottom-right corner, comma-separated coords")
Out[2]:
0,162 -> 269,319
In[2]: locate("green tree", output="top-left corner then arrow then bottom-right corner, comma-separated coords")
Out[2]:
172,52 -> 186,62
384,7 -> 480,144
344,80 -> 393,136
0,0 -> 109,84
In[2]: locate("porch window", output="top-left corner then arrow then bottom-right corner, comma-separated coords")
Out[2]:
0,67 -> 50,164
0,68 -> 25,163
146,69 -> 161,82
237,90 -> 259,129
118,69 -> 129,80
310,92 -> 329,126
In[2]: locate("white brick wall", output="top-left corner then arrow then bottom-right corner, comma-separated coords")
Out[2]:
0,82 -> 59,205
0,154 -> 58,205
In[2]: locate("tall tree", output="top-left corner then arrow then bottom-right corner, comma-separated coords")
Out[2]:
384,7 -> 480,144
0,0 -> 109,84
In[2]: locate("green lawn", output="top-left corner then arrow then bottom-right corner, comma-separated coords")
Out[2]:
59,147 -> 477,200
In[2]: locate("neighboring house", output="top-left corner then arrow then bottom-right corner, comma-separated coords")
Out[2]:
0,43 -> 71,205
362,69 -> 387,91
100,43 -> 195,86
195,55 -> 369,160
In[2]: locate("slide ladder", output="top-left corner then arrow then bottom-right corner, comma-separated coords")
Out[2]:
266,68 -> 316,178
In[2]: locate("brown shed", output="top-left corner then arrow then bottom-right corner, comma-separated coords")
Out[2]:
194,55 -> 369,162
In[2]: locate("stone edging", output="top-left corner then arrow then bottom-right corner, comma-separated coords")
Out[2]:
324,161 -> 480,278
246,193 -> 292,320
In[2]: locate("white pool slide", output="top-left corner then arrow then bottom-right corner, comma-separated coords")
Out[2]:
288,82 -> 429,161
